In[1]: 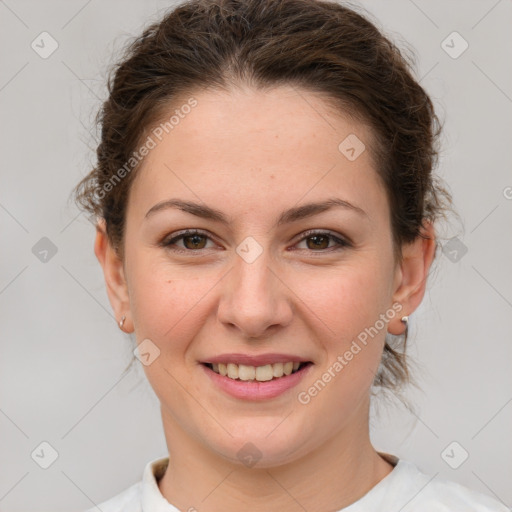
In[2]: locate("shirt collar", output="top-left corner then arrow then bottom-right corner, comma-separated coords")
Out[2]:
141,457 -> 179,511
140,453 -> 402,511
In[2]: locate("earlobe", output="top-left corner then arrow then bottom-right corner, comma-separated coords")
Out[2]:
94,219 -> 132,332
388,221 -> 437,335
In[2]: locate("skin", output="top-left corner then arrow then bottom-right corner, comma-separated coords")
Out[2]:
94,84 -> 436,511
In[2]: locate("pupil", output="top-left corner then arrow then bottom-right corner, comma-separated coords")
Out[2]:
184,234 -> 206,249
307,235 -> 328,250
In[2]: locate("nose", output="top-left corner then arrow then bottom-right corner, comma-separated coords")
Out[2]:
217,248 -> 293,339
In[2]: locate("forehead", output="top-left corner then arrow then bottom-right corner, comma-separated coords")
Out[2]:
128,85 -> 388,224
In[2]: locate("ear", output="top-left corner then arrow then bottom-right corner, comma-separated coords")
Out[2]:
388,221 -> 437,335
94,219 -> 133,333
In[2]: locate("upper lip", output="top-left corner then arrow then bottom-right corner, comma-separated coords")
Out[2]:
201,353 -> 311,366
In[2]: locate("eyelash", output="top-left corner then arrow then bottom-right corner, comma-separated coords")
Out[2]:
161,229 -> 351,254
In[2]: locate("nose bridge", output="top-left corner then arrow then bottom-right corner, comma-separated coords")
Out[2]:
235,249 -> 273,299
218,240 -> 291,337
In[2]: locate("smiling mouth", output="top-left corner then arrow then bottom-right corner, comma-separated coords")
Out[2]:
203,362 -> 312,382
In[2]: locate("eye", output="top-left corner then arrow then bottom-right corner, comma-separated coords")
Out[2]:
294,230 -> 351,251
162,230 -> 217,252
161,229 -> 351,254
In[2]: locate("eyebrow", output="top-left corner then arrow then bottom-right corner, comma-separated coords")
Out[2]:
144,197 -> 368,225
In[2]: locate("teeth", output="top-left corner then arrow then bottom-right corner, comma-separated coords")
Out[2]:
227,363 -> 238,379
272,363 -> 284,378
255,364 -> 273,381
238,364 -> 255,381
209,361 -> 304,381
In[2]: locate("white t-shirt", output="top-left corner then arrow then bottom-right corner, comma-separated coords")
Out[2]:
87,455 -> 509,512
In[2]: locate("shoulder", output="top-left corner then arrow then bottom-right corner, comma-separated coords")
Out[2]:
84,457 -> 171,512
416,474 -> 509,511
85,481 -> 142,512
385,459 -> 509,511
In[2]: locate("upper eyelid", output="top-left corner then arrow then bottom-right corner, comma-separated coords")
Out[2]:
299,229 -> 349,242
165,229 -> 217,243
164,229 -> 349,249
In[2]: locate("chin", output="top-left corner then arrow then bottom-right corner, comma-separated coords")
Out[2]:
202,418 -> 316,469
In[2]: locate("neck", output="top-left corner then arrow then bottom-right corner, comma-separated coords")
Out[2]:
157,407 -> 393,511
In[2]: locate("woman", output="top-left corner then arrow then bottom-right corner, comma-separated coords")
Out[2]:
74,0 -> 507,510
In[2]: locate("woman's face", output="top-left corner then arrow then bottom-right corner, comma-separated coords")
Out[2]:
115,85 -> 410,466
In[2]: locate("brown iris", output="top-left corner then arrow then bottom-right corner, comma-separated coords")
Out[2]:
306,235 -> 330,250
183,234 -> 207,250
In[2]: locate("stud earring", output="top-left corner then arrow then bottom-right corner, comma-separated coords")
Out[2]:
401,315 -> 409,340
119,315 -> 126,330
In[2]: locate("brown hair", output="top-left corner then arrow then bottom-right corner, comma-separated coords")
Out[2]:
74,0 -> 452,390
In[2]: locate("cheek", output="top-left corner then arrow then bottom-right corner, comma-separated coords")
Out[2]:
126,250 -> 215,347
294,255 -> 394,398
125,256 -> 217,405
295,257 -> 393,342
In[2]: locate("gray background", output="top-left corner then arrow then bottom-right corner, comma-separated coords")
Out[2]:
1,0 -> 511,510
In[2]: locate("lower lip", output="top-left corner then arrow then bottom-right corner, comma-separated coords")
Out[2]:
201,363 -> 312,400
